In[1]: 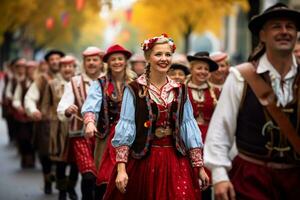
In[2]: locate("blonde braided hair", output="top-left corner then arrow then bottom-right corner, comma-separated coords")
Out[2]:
138,63 -> 151,98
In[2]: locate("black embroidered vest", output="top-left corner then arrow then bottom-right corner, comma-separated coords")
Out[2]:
127,81 -> 187,159
96,77 -> 122,139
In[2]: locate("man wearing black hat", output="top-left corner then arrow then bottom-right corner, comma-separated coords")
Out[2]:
24,49 -> 65,195
204,3 -> 300,200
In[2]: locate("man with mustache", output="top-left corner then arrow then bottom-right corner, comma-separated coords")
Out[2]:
204,3 -> 300,200
57,47 -> 104,200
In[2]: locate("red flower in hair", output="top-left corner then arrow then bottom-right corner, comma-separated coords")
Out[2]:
141,33 -> 176,53
172,44 -> 176,52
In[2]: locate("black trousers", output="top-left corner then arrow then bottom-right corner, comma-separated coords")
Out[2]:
56,161 -> 79,190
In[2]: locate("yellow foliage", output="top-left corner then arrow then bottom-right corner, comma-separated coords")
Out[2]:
0,0 -> 106,53
0,0 -> 37,42
131,0 -> 249,50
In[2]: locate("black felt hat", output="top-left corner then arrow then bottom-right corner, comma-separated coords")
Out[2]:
248,3 -> 300,36
187,51 -> 218,72
44,49 -> 65,61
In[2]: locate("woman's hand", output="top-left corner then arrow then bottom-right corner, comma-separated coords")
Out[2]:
115,163 -> 128,193
199,167 -> 210,190
85,122 -> 97,138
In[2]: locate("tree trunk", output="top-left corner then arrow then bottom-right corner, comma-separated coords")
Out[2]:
183,24 -> 192,54
248,0 -> 260,50
0,31 -> 13,70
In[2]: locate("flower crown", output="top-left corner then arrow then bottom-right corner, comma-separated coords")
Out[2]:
141,33 -> 176,53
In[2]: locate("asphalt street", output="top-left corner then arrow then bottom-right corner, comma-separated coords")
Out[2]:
0,110 -> 80,200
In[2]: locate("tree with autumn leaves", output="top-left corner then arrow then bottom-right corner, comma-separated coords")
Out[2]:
0,0 -> 264,67
0,0 -> 108,67
130,0 -> 249,53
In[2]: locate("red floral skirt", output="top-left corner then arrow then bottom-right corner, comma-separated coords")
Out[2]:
71,137 -> 97,175
104,136 -> 201,200
96,125 -> 117,185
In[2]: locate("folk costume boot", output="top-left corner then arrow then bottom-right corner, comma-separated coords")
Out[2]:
58,191 -> 67,200
57,178 -> 68,200
95,184 -> 107,200
67,179 -> 78,200
43,174 -> 53,194
81,172 -> 96,200
24,154 -> 35,168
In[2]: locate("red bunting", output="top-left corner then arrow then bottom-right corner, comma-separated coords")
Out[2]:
76,0 -> 85,11
125,9 -> 132,22
45,17 -> 54,30
61,12 -> 70,27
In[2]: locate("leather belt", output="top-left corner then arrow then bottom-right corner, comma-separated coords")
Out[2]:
238,153 -> 299,169
154,127 -> 172,138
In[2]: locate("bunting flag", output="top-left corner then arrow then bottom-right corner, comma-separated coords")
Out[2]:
61,12 -> 70,27
125,9 -> 132,22
76,0 -> 85,11
45,17 -> 54,30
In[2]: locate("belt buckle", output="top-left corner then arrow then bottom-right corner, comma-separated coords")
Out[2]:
155,128 -> 167,138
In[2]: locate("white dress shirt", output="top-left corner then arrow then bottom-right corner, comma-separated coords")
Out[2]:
204,53 -> 298,184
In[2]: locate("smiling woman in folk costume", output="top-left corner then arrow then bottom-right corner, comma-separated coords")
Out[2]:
186,52 -> 219,142
81,44 -> 135,199
103,34 -> 209,200
186,52 -> 219,200
57,47 -> 104,200
42,56 -> 79,200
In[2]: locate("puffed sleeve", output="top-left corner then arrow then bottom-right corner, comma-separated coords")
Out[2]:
180,97 -> 203,149
81,80 -> 102,124
180,96 -> 204,167
111,87 -> 136,163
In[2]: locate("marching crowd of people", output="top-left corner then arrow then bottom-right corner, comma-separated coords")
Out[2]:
0,2 -> 300,200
